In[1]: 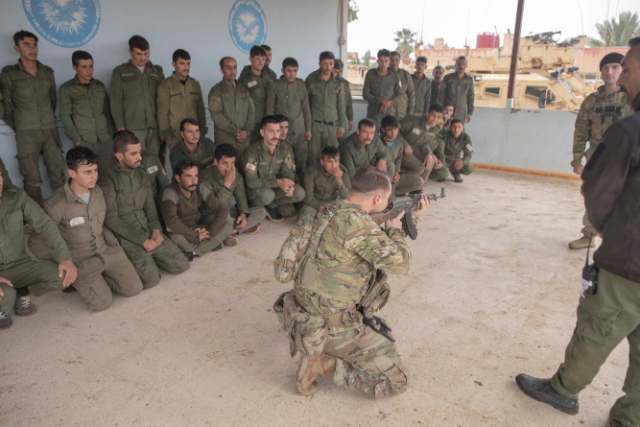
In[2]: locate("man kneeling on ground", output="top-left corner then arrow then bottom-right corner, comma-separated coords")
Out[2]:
442,118 -> 474,183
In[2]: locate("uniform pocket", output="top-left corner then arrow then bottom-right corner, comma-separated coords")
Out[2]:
576,295 -> 620,339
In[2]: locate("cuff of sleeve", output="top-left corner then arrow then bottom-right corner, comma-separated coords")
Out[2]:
137,233 -> 148,246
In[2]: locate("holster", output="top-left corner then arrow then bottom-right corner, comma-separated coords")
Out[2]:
357,269 -> 390,319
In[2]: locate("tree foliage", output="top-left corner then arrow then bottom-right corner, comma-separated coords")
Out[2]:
589,11 -> 640,47
348,0 -> 359,23
394,28 -> 418,59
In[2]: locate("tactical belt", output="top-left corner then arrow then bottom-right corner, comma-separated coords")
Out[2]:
314,120 -> 336,126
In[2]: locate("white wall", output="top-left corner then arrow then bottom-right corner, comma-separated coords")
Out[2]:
0,0 -> 345,193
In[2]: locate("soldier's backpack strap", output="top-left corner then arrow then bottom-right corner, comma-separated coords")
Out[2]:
303,204 -> 340,261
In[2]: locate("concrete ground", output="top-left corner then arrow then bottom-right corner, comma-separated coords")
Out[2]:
0,170 -> 627,427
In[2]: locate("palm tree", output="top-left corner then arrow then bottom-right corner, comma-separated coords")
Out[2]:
427,42 -> 451,49
589,11 -> 640,47
394,28 -> 417,59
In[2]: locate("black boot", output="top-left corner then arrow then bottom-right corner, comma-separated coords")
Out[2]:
453,172 -> 463,183
515,374 -> 579,415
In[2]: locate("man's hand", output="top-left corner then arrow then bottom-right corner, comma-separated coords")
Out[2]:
337,126 -> 345,139
236,130 -> 248,143
466,114 -> 472,123
412,195 -> 431,217
385,210 -> 405,230
151,229 -> 164,245
195,227 -> 210,241
0,276 -> 14,300
573,164 -> 584,176
305,131 -> 312,141
332,167 -> 344,186
276,178 -> 295,197
424,154 -> 435,170
143,239 -> 158,252
223,166 -> 236,188
376,159 -> 387,172
434,159 -> 443,170
453,159 -> 463,171
58,261 -> 78,287
348,121 -> 354,132
75,140 -> 81,147
319,206 -> 325,212
117,128 -> 125,132
392,172 -> 401,184
236,214 -> 248,230
404,145 -> 413,157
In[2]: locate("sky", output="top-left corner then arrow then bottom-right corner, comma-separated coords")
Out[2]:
347,0 -> 640,56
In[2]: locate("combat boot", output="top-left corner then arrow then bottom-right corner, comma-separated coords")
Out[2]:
223,235 -> 238,247
14,294 -> 37,317
568,236 -> 595,250
297,354 -> 336,396
265,205 -> 283,222
515,374 -> 579,415
244,224 -> 261,235
610,419 -> 631,427
0,311 -> 13,330
453,172 -> 463,183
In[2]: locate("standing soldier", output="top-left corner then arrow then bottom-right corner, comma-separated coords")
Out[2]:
209,57 -> 254,163
363,49 -> 401,130
59,51 -> 114,173
169,118 -> 216,172
260,45 -> 278,81
99,130 -> 189,288
109,35 -> 165,159
332,59 -> 354,134
389,51 -> 415,120
238,46 -> 276,143
569,52 -> 626,250
305,51 -> 347,166
266,57 -> 312,182
437,56 -> 474,122
156,49 -> 207,156
1,31 -> 66,205
412,56 -> 432,116
274,166 -> 430,397
430,65 -> 444,106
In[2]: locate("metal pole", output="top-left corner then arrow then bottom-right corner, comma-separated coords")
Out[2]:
506,0 -> 525,109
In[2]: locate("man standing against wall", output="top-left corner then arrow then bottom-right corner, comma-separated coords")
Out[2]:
430,65 -> 444,106
363,49 -> 401,130
1,31 -> 66,205
412,57 -> 432,116
389,51 -> 415,120
332,59 -> 354,135
110,35 -> 165,159
437,56 -> 474,122
568,52 -> 626,250
260,45 -> 278,81
239,46 -> 276,143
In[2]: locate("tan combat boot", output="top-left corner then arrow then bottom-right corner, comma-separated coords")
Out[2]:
568,236 -> 595,250
296,354 -> 336,396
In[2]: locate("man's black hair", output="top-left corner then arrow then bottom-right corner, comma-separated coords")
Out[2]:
250,45 -> 267,58
358,118 -> 376,130
214,143 -> 237,161
282,57 -> 298,69
13,31 -> 38,46
174,159 -> 198,177
381,115 -> 399,129
428,103 -> 444,114
66,146 -> 97,171
173,49 -> 190,62
261,115 -> 281,129
180,118 -> 199,132
319,51 -> 335,62
72,50 -> 93,67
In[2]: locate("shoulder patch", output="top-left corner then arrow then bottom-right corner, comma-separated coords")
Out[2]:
198,184 -> 212,201
161,187 -> 180,204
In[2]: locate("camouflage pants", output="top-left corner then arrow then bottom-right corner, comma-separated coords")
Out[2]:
580,210 -> 597,238
0,154 -> 12,186
324,324 -> 409,398
298,204 -> 320,221
307,122 -> 338,168
0,260 -> 64,313
118,235 -> 190,288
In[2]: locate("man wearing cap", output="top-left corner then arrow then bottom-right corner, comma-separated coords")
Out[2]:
568,52 -> 628,250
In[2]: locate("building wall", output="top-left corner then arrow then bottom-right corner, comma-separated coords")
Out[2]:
0,0 -> 345,193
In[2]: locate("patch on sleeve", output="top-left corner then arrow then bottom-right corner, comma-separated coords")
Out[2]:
247,81 -> 258,88
465,144 -> 473,152
245,163 -> 257,172
412,128 -> 421,135
161,188 -> 179,204
70,217 -> 85,227
147,165 -> 158,174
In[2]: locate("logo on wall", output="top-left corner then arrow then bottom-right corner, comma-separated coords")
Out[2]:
228,0 -> 267,54
23,0 -> 101,48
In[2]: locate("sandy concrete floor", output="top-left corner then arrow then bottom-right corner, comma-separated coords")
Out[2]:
0,170 -> 627,427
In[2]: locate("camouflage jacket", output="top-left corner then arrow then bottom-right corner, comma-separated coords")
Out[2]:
411,73 -> 432,116
394,68 -> 415,120
572,86 -> 628,166
242,141 -> 296,189
437,72 -> 474,119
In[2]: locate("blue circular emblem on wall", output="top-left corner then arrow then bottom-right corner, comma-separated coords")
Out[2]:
228,0 -> 267,54
23,0 -> 101,48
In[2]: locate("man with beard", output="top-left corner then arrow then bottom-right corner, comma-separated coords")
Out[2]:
169,118 -> 216,173
339,118 -> 388,179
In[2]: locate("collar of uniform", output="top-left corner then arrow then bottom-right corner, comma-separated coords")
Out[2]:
171,72 -> 189,84
313,69 -> 334,83
180,139 -> 201,154
72,74 -> 95,87
17,59 -> 45,74
335,200 -> 367,215
115,163 -> 138,175
63,181 -> 92,204
278,76 -> 294,85
413,72 -> 426,80
127,59 -> 154,71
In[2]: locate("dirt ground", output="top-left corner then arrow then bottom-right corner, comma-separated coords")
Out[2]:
0,170 -> 627,427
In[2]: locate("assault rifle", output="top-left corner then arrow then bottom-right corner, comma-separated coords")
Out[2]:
370,188 -> 446,240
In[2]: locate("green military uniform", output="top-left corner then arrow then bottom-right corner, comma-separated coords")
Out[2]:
238,66 -> 276,143
571,86 -> 627,239
276,201 -> 416,398
0,92 -> 13,186
362,68 -> 401,128
0,185 -> 70,313
393,68 -> 415,120
401,116 -> 449,181
338,132 -> 389,179
169,138 -> 216,173
140,153 -> 170,200
305,70 -> 347,166
156,73 -> 207,147
109,60 -> 165,157
208,79 -> 255,161
199,167 -> 266,234
159,180 -> 232,256
266,76 -> 312,182
0,60 -> 66,205
59,75 -> 115,172
380,135 -> 424,201
337,76 -> 354,128
262,65 -> 278,81
32,184 -> 142,311
100,163 -> 189,288
430,79 -> 440,107
299,164 -> 350,220
437,72 -> 474,120
242,141 -> 305,216
442,130 -> 475,175
411,73 -> 432,116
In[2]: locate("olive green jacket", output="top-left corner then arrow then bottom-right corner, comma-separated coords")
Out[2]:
265,77 -> 312,135
59,75 -> 113,144
302,164 -> 350,210
401,116 -> 445,162
0,60 -> 57,131
141,153 -> 170,200
305,69 -> 347,128
362,68 -> 401,119
411,73 -> 432,116
238,66 -> 276,124
169,138 -> 216,172
109,60 -> 164,130
208,79 -> 255,145
156,73 -> 207,144
380,135 -> 409,177
339,132 -> 389,178
199,167 -> 251,215
394,68 -> 415,119
437,72 -> 475,119
337,76 -> 354,122
442,130 -> 473,165
242,141 -> 296,189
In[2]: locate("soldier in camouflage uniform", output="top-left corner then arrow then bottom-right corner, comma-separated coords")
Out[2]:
339,118 -> 389,179
363,49 -> 401,130
442,118 -> 474,183
242,116 -> 305,222
333,59 -> 354,135
569,53 -> 627,250
390,52 -> 415,120
110,36 -> 165,159
401,104 -> 448,182
238,46 -> 277,143
169,118 -> 216,173
412,56 -> 432,117
274,166 -> 430,397
99,130 -> 189,288
1,31 -> 66,205
209,57 -> 255,163
437,56 -> 474,122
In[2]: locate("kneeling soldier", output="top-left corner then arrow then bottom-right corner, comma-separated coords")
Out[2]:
442,118 -> 474,183
100,130 -> 189,288
160,159 -> 235,261
31,147 -> 142,311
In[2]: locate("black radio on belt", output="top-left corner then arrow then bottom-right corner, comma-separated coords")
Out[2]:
582,234 -> 599,295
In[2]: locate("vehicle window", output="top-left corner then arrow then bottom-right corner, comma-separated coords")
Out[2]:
525,86 -> 548,99
485,87 -> 500,96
